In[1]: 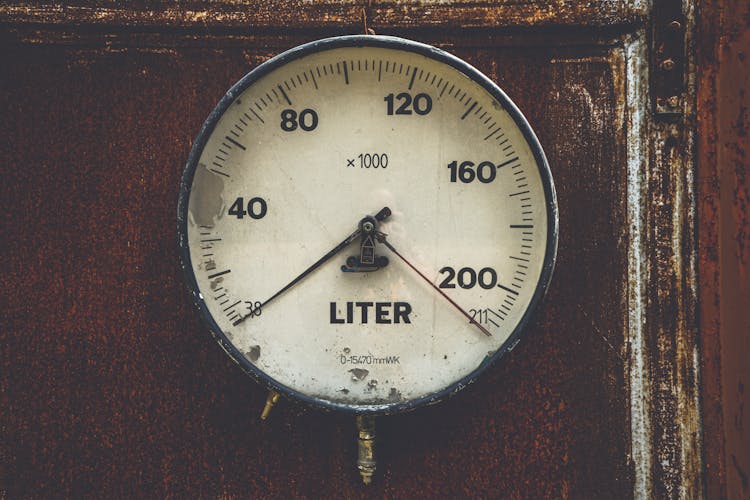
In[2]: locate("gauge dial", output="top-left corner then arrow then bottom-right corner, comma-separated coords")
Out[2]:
178,36 -> 557,413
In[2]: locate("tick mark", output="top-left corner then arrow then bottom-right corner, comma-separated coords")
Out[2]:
439,81 -> 449,98
309,70 -> 318,89
278,85 -> 292,105
489,309 -> 506,320
225,136 -> 246,150
461,101 -> 477,120
223,300 -> 242,312
484,127 -> 501,141
498,283 -> 520,295
497,157 -> 519,169
209,168 -> 229,178
250,109 -> 264,124
408,66 -> 418,90
208,269 -> 231,279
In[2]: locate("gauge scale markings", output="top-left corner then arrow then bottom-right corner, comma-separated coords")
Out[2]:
227,56 -> 516,157
202,56 -> 535,324
180,36 -> 556,414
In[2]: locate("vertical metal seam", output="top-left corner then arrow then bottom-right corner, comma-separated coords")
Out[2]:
678,0 -> 705,497
625,31 -> 653,500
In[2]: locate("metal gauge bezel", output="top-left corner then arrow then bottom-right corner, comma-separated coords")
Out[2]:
177,35 -> 558,415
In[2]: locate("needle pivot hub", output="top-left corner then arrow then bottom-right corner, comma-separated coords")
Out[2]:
360,217 -> 376,234
342,210 -> 390,272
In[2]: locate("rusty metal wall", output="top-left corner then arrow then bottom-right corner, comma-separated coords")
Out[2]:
0,1 -> 716,497
697,0 -> 750,498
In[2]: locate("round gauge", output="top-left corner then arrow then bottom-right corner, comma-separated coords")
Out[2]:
178,35 -> 557,414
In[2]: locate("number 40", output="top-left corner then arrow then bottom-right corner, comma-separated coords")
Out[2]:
228,197 -> 267,219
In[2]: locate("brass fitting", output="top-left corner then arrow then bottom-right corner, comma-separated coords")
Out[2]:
356,415 -> 377,485
260,390 -> 280,420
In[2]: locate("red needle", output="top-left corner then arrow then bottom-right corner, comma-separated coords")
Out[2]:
377,235 -> 492,337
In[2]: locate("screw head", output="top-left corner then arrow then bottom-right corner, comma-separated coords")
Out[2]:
667,95 -> 680,108
362,221 -> 375,233
661,58 -> 676,71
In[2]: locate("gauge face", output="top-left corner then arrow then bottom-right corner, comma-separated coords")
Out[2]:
178,36 -> 557,413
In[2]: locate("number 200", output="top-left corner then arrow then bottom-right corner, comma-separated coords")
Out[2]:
439,266 -> 498,289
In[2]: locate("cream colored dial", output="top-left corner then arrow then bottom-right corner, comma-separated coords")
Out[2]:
178,36 -> 557,412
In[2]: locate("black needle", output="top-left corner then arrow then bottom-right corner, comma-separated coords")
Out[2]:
377,234 -> 492,337
232,207 -> 392,327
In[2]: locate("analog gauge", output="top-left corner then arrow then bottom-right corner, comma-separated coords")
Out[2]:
178,35 -> 557,414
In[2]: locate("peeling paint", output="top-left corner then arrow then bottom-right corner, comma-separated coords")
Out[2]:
188,162 -> 225,228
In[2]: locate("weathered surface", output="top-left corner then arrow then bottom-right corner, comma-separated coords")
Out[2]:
0,33 -> 633,496
697,0 -> 750,498
646,119 -> 702,499
0,0 -> 646,30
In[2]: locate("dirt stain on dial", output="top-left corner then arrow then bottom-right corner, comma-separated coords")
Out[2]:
388,387 -> 402,402
247,345 -> 261,362
349,368 -> 369,381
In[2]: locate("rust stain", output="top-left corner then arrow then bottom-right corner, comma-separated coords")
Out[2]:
0,1 -> 716,497
697,0 -> 750,498
0,1 -> 646,30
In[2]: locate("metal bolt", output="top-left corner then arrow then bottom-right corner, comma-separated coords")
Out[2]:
362,221 -> 374,233
667,95 -> 680,108
661,58 -> 676,71
669,20 -> 682,31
